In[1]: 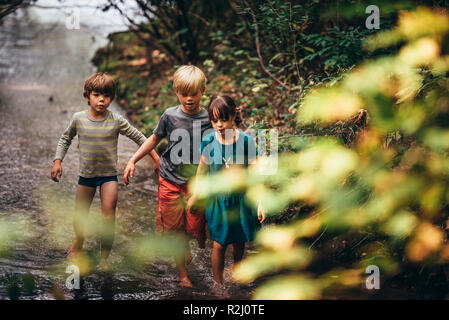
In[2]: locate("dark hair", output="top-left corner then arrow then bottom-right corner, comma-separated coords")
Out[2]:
83,72 -> 116,101
207,94 -> 242,127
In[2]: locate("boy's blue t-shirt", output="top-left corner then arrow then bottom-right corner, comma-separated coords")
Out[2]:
153,105 -> 213,185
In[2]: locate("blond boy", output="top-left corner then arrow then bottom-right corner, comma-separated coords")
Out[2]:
123,65 -> 212,287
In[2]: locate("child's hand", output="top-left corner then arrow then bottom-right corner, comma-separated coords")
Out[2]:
257,202 -> 266,223
51,160 -> 63,182
123,161 -> 135,185
185,194 -> 197,213
149,149 -> 160,175
153,157 -> 160,175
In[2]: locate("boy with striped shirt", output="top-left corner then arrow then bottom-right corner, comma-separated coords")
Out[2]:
51,72 -> 159,268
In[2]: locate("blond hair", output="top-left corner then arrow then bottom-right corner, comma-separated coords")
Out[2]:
173,65 -> 206,94
83,72 -> 116,100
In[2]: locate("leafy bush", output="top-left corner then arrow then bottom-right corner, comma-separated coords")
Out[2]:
191,7 -> 449,299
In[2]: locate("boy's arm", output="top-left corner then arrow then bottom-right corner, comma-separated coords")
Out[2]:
51,116 -> 77,182
129,133 -> 162,164
51,160 -> 63,182
54,116 -> 77,162
118,115 -> 147,146
150,149 -> 160,173
123,133 -> 162,184
118,115 -> 160,164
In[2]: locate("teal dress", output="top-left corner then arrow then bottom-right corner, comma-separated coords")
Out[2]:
200,130 -> 261,245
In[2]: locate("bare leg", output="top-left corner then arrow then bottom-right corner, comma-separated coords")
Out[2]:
185,242 -> 193,265
211,241 -> 227,285
68,184 -> 96,257
99,181 -> 118,261
230,243 -> 246,284
176,240 -> 194,287
232,242 -> 245,264
197,230 -> 206,249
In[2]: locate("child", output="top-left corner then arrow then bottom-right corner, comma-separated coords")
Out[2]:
187,94 -> 266,287
123,65 -> 212,287
51,72 -> 159,269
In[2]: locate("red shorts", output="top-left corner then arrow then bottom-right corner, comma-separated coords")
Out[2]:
156,174 -> 206,242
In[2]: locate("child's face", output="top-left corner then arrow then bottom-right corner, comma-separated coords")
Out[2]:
211,115 -> 235,136
176,90 -> 203,114
86,91 -> 112,113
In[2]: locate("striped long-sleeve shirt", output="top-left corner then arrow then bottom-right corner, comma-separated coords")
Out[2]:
54,110 -> 146,178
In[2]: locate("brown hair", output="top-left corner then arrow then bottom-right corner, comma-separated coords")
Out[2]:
83,72 -> 116,101
207,94 -> 242,127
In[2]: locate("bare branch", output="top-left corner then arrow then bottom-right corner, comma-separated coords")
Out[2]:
0,0 -> 29,21
107,0 -> 182,62
242,0 -> 290,91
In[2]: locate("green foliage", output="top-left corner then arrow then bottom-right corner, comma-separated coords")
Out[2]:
87,1 -> 449,299
240,0 -> 380,85
301,26 -> 367,71
1,273 -> 36,300
191,7 -> 449,299
104,0 -> 237,64
95,0 -> 390,146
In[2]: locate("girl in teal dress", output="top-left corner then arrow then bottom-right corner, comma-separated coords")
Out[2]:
187,94 -> 266,286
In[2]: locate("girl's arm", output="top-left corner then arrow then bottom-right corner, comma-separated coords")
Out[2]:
257,201 -> 266,223
124,133 -> 162,185
249,161 -> 266,223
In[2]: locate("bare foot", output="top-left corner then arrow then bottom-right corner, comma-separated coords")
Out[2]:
211,282 -> 228,297
67,241 -> 81,258
66,250 -> 93,276
97,259 -> 112,273
179,276 -> 194,288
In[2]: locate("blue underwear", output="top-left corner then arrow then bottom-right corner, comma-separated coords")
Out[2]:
78,175 -> 118,188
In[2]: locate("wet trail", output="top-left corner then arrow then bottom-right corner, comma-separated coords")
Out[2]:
0,4 -> 255,299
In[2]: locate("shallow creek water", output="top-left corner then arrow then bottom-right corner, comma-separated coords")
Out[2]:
0,2 -> 256,300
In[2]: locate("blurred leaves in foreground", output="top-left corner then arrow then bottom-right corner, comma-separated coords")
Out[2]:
0,215 -> 35,257
3,4 -> 449,300
190,6 -> 449,299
